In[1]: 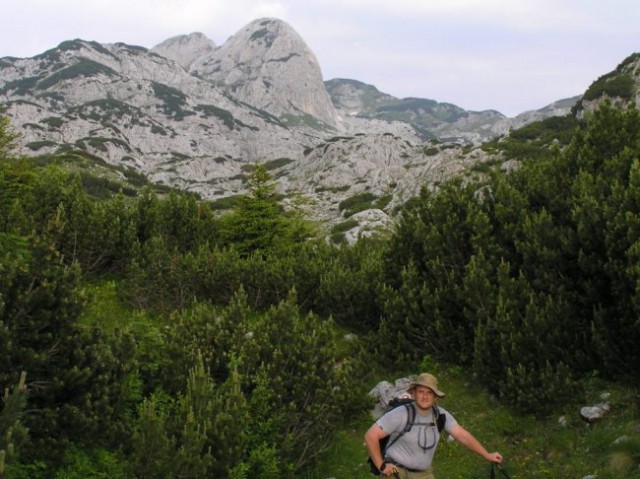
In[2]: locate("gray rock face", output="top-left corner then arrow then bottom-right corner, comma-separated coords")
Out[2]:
191,18 -> 339,128
576,53 -> 640,119
0,38 -> 310,193
0,17 -> 585,231
507,96 -> 580,129
151,32 -> 217,71
326,78 -> 579,145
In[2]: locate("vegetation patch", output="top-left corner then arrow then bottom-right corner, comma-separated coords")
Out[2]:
330,219 -> 359,234
339,192 -> 378,217
39,91 -> 66,103
280,113 -> 333,132
482,114 -> 578,161
583,72 -> 635,101
152,82 -> 194,120
37,59 -> 119,90
75,136 -> 132,153
74,99 -> 140,122
121,167 -> 148,187
315,185 -> 351,193
209,194 -> 243,210
0,75 -> 42,96
423,146 -> 440,156
250,25 -> 275,47
374,194 -> 392,210
117,43 -> 148,55
26,140 -> 57,151
263,157 -> 294,170
150,123 -> 167,135
40,116 -> 65,129
194,104 -> 235,129
79,172 -> 138,198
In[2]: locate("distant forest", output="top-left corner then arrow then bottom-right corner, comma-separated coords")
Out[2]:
0,101 -> 639,477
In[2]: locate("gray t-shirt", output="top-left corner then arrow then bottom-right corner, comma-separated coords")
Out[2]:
376,404 -> 458,471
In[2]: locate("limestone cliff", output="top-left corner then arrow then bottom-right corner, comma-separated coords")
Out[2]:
190,18 -> 339,128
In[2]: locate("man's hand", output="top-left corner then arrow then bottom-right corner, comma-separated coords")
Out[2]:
381,462 -> 398,477
486,452 -> 503,463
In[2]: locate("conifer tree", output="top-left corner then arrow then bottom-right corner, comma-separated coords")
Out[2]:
0,115 -> 19,159
569,103 -> 640,379
220,164 -> 312,255
0,372 -> 28,478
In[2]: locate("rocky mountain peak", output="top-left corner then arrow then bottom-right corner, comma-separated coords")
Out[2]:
190,18 -> 339,128
0,17 -> 592,240
151,32 -> 216,71
575,52 -> 640,118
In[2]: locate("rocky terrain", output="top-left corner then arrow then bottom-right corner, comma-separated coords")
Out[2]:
0,17 -> 588,237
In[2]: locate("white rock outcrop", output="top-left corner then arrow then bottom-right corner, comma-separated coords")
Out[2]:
190,18 -> 339,128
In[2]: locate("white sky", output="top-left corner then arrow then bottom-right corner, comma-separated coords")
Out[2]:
3,0 -> 639,117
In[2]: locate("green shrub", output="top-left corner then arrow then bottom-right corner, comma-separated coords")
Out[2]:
264,157 -> 294,170
26,140 -> 57,151
338,192 -> 377,217
37,59 -> 117,90
330,219 -> 359,234
583,72 -> 635,101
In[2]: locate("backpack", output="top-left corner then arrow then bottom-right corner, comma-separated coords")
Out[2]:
367,397 -> 446,476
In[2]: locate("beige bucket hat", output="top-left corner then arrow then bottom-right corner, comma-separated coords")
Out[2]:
407,373 -> 445,398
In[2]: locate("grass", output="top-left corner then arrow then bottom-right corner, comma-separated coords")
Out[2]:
306,360 -> 640,478
302,415 -> 374,479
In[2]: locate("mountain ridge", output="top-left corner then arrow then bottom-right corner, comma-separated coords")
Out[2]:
3,17 -> 633,239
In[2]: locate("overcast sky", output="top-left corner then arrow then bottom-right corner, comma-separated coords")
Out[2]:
3,0 -> 639,117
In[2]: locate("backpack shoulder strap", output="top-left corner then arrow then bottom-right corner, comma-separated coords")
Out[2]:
433,405 -> 446,432
403,402 -> 416,432
385,403 -> 415,452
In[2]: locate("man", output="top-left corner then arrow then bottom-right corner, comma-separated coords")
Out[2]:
364,373 -> 502,478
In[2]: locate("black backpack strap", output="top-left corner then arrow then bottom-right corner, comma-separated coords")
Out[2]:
404,402 -> 416,432
384,403 -> 415,452
433,405 -> 446,432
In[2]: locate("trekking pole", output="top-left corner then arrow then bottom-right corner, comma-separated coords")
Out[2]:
490,462 -> 511,479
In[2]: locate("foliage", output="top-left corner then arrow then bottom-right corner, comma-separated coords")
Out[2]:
0,233 -> 136,465
379,178 -> 486,366
330,219 -> 359,234
0,116 -> 19,158
582,72 -> 636,102
2,100 -> 640,475
129,358 -> 248,478
151,82 -> 194,120
0,372 -> 29,478
52,447 -> 128,479
219,164 -> 313,256
263,157 -> 294,170
338,192 -> 378,217
193,104 -> 236,129
149,290 -> 366,476
567,103 -> 640,380
482,114 -> 578,161
382,102 -> 640,410
37,59 -> 118,90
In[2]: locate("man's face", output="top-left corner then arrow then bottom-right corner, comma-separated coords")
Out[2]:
413,385 -> 436,411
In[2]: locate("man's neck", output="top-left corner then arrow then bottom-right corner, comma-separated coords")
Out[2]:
414,404 -> 434,415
